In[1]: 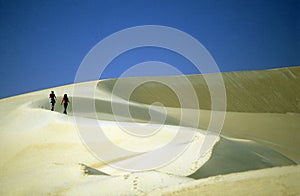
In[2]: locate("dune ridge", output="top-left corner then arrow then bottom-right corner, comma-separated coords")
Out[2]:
98,66 -> 300,113
0,66 -> 299,194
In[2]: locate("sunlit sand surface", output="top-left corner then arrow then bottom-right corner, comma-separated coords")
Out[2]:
0,66 -> 299,195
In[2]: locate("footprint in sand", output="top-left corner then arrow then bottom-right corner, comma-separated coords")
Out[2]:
132,176 -> 138,190
124,174 -> 130,180
131,175 -> 144,194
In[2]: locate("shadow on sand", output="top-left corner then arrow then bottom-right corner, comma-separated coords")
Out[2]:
32,96 -> 181,126
188,136 -> 296,179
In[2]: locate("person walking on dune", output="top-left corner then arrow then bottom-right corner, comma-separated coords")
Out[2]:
61,94 -> 70,114
49,91 -> 56,111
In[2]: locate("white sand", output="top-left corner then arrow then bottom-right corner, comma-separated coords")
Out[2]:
0,85 -> 217,194
149,165 -> 300,195
1,66 -> 299,195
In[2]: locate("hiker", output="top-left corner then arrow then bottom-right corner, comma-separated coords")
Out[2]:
49,91 -> 56,111
61,94 -> 70,114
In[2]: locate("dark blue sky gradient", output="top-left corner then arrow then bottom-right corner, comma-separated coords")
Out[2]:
0,0 -> 299,98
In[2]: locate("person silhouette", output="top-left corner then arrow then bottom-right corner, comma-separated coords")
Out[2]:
49,91 -> 56,111
61,94 -> 70,114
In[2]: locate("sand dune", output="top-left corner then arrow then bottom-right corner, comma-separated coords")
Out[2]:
0,66 -> 299,195
149,165 -> 300,195
99,66 -> 300,112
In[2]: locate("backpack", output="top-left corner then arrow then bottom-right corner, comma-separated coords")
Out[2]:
50,98 -> 56,103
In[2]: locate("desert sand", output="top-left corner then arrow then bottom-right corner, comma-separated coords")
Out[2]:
0,66 -> 299,195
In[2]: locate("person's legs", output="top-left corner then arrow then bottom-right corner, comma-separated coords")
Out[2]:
51,102 -> 54,111
63,103 -> 68,114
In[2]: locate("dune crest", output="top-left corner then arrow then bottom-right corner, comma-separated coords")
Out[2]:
99,66 -> 300,112
1,66 -> 300,194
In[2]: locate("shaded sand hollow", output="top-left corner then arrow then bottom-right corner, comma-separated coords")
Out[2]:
0,66 -> 299,195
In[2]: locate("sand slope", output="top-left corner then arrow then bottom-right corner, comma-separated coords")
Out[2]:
99,66 -> 300,112
149,165 -> 300,195
0,66 -> 300,195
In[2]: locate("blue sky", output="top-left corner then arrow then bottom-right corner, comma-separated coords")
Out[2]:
0,0 -> 299,98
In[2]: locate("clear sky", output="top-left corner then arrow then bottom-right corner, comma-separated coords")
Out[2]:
0,0 -> 299,98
